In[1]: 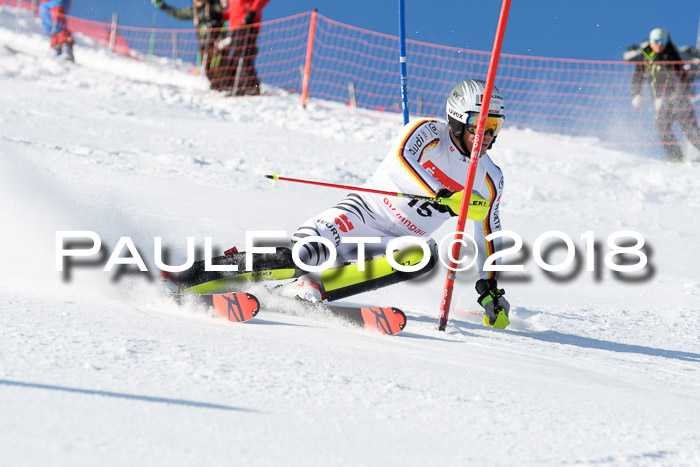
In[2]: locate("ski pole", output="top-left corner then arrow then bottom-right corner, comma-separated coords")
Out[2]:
147,5 -> 159,66
265,173 -> 438,202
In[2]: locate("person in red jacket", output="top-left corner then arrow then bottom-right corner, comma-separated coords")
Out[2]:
39,0 -> 74,61
218,0 -> 270,95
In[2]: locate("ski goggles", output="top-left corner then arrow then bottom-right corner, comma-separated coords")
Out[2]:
652,38 -> 668,45
465,112 -> 505,136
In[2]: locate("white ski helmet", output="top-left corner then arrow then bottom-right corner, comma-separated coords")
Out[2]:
649,27 -> 670,44
446,79 -> 505,148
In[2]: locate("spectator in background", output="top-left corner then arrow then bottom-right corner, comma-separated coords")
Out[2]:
217,0 -> 270,95
152,0 -> 230,91
39,0 -> 74,61
627,27 -> 700,161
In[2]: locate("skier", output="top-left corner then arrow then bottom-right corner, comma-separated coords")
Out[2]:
216,0 -> 270,95
163,79 -> 511,327
625,27 -> 700,161
39,0 -> 74,61
151,0 -> 230,91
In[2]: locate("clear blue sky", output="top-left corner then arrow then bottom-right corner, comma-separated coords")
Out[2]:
71,1 -> 700,61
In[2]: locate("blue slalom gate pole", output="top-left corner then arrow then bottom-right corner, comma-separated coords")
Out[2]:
398,0 -> 409,125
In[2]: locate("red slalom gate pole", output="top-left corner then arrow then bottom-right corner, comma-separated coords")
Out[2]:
437,0 -> 512,331
301,9 -> 318,108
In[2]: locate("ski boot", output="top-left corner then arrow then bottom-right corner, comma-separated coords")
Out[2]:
157,270 -> 181,294
61,42 -> 74,62
277,275 -> 326,302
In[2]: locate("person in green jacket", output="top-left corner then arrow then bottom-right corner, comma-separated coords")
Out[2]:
627,27 -> 700,161
151,0 -> 231,91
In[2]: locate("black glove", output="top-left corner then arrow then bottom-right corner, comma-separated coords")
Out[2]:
434,188 -> 458,216
475,278 -> 510,327
244,11 -> 255,24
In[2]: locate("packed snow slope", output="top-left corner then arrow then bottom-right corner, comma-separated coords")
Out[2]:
1,8 -> 699,466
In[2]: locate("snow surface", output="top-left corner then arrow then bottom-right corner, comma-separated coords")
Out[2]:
1,7 -> 700,466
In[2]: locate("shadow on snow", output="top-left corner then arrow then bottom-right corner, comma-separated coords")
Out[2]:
0,379 -> 258,412
405,313 -> 700,363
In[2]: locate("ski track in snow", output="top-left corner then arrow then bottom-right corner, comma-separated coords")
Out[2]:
1,7 -> 699,466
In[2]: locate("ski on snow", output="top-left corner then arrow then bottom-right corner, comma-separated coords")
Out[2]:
175,292 -> 406,335
308,301 -> 407,335
175,291 -> 262,323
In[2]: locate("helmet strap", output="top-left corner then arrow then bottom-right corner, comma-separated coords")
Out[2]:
487,135 -> 497,150
448,119 -> 470,157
